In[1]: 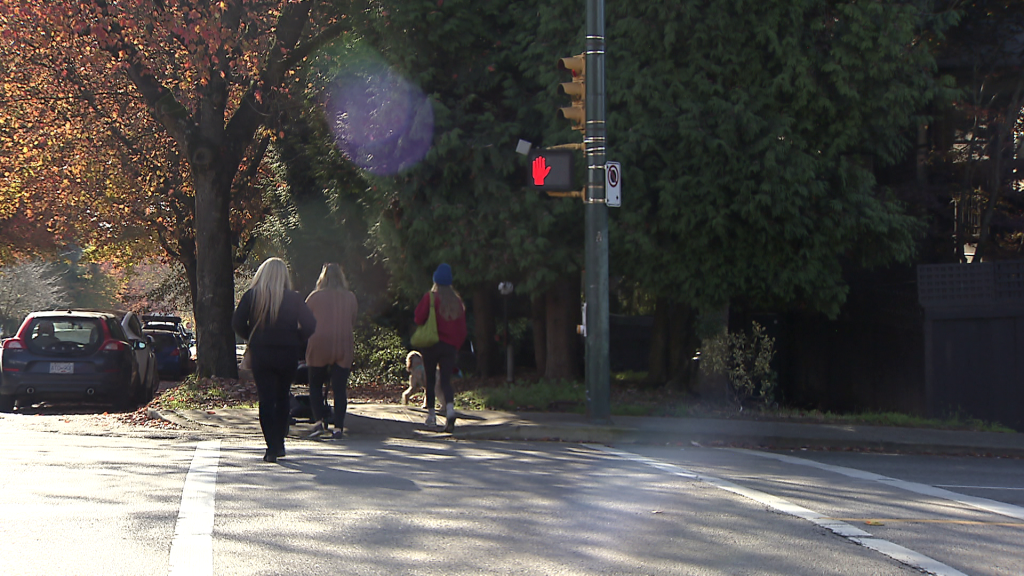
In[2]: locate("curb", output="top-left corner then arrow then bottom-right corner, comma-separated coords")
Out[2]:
148,409 -> 199,429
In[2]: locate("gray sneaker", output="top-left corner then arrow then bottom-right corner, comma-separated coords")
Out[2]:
425,414 -> 437,427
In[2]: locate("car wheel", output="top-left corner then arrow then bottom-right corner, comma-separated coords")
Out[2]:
0,395 -> 15,413
114,381 -> 136,412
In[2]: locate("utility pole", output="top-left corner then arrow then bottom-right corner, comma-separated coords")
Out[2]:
584,0 -> 610,423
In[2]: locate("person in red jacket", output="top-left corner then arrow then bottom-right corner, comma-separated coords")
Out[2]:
413,263 -> 467,432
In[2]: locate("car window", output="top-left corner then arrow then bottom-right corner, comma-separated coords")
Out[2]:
148,332 -> 180,348
26,317 -> 104,355
127,315 -> 144,339
107,319 -> 127,340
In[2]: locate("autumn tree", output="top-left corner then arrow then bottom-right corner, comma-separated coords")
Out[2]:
0,260 -> 70,334
0,1 -> 348,376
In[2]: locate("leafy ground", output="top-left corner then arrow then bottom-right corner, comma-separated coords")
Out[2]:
120,370 -> 1016,434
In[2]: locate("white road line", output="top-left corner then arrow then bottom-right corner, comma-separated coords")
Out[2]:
731,449 -> 1024,522
168,440 -> 221,576
588,445 -> 969,576
936,485 -> 1024,491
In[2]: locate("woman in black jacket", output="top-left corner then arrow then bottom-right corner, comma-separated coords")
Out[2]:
233,257 -> 316,462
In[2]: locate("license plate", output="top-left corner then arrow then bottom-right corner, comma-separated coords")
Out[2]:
49,362 -> 74,374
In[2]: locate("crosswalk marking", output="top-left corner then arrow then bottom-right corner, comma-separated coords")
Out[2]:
168,440 -> 221,576
588,444 -> 970,576
733,448 -> 1024,522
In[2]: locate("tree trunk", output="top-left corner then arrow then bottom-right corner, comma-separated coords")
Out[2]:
645,297 -> 670,385
472,286 -> 496,378
668,303 -> 700,393
544,276 -> 579,380
193,169 -> 239,379
531,293 -> 547,375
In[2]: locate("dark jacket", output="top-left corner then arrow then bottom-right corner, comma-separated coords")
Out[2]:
233,289 -> 317,350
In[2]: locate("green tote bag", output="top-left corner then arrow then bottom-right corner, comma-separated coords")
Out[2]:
410,292 -> 439,349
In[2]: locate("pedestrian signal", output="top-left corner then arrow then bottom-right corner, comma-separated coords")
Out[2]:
527,150 -> 574,192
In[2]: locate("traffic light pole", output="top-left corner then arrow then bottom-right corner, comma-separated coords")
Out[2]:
584,0 -> 611,423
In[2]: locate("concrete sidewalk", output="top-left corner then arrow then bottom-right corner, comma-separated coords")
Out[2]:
153,403 -> 1024,457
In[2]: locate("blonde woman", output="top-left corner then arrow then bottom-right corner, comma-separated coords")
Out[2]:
413,263 -> 467,432
304,263 -> 358,439
232,257 -> 316,463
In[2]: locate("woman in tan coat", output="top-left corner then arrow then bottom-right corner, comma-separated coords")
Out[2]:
304,263 -> 358,439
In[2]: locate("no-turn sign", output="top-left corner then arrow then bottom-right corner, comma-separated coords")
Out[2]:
605,161 -> 621,207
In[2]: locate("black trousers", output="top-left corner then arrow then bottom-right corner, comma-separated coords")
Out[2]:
308,364 -> 351,430
250,345 -> 298,452
422,341 -> 457,409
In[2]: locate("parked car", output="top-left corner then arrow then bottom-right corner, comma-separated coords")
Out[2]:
236,335 -> 247,367
66,308 -> 159,402
142,314 -> 193,346
112,310 -> 159,402
0,310 -> 150,412
144,328 -> 194,380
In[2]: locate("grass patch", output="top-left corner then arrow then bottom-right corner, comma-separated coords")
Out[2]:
458,379 -> 586,412
767,408 -> 1014,433
612,371 -> 648,384
459,375 -> 681,417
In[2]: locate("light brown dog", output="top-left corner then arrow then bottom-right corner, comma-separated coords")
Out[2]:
403,351 -> 445,409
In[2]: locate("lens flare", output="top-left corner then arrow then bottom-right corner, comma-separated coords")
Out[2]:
324,65 -> 434,175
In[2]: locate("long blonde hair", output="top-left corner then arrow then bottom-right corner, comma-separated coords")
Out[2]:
315,262 -> 349,291
249,257 -> 292,334
432,283 -> 465,321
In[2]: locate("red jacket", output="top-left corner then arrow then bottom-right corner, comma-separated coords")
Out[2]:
414,291 -> 467,350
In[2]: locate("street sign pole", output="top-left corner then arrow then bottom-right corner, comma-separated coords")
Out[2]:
584,0 -> 610,423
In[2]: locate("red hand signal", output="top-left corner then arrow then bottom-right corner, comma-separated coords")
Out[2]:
532,155 -> 552,186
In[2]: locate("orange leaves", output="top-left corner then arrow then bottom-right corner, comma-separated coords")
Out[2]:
0,0 -> 332,269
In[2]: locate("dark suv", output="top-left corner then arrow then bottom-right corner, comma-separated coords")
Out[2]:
142,314 -> 193,345
0,310 -> 148,412
144,328 -> 194,380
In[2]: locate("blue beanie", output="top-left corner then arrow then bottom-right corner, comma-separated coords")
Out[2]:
433,263 -> 453,286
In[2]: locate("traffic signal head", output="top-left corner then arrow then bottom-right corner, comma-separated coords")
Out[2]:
557,55 -> 586,132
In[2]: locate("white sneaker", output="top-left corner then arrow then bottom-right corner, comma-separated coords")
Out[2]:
444,402 -> 456,433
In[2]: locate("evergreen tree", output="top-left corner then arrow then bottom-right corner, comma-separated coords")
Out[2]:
609,0 -> 955,318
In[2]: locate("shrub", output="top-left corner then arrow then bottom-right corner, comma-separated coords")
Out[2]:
351,323 -> 407,388
699,321 -> 777,411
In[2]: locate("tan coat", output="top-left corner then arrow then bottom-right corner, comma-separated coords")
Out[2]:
304,288 -> 358,368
